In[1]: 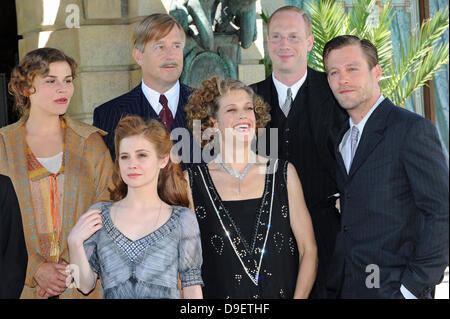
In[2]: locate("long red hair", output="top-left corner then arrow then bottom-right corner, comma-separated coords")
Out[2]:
109,116 -> 189,208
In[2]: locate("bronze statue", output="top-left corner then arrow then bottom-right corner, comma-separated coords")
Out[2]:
170,0 -> 257,50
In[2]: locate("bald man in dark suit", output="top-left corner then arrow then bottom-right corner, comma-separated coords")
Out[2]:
251,6 -> 347,298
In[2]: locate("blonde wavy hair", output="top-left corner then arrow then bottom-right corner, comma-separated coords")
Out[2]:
184,77 -> 271,147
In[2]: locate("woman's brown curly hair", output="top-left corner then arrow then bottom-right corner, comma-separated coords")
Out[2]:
184,77 -> 271,147
8,47 -> 77,119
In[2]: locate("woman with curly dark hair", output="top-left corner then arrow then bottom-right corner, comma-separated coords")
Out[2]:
184,77 -> 317,298
0,47 -> 113,299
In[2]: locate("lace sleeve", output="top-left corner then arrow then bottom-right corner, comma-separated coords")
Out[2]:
177,207 -> 204,288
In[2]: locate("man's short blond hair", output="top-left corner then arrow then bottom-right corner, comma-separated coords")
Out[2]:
133,13 -> 185,52
267,6 -> 312,36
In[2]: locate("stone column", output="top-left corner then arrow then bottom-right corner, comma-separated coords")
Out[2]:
238,0 -> 287,85
238,1 -> 265,85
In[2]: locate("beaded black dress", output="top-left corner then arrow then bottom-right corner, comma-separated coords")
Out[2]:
187,159 -> 300,299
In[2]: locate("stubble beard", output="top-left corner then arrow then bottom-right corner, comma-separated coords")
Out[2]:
336,88 -> 371,113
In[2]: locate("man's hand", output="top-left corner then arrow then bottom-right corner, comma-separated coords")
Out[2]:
34,262 -> 69,297
36,285 -> 50,298
335,198 -> 341,213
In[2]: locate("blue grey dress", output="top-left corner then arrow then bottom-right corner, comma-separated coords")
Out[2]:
83,202 -> 203,299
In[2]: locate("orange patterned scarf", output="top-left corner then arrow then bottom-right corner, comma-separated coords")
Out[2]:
26,120 -> 66,262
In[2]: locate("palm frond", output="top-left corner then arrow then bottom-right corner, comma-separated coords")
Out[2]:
365,0 -> 394,73
349,0 -> 374,37
260,10 -> 269,25
389,43 -> 449,106
306,0 -> 349,72
383,7 -> 449,103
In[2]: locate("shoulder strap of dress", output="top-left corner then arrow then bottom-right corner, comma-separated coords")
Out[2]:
195,165 -> 212,194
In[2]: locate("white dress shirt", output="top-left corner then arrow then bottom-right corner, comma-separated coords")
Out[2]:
272,70 -> 307,109
141,80 -> 180,117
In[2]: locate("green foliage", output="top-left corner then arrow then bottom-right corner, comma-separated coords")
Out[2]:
261,0 -> 449,107
306,0 -> 350,71
383,7 -> 449,106
306,0 -> 449,107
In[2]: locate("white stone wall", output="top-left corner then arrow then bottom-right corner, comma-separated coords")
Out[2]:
15,0 -> 287,123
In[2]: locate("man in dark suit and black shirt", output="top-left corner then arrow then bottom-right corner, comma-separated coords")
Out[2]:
251,6 -> 347,298
323,35 -> 449,299
93,14 -> 193,166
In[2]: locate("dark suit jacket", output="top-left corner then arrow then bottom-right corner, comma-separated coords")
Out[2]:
251,68 -> 347,298
329,98 -> 449,299
93,82 -> 194,167
0,174 -> 27,298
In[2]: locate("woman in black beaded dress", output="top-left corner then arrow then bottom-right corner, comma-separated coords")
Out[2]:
184,77 -> 317,298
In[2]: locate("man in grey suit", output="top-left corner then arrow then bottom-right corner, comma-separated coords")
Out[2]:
323,35 -> 449,299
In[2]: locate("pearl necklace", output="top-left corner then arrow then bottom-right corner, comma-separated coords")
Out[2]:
216,153 -> 255,193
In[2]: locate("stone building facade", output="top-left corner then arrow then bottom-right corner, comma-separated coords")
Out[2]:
14,0 -> 285,123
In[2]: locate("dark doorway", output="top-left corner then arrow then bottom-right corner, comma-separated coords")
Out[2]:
0,0 -> 21,128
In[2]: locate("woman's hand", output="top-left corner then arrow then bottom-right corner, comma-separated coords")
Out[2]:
34,262 -> 69,297
182,285 -> 203,299
36,261 -> 73,298
67,209 -> 102,294
68,209 -> 102,248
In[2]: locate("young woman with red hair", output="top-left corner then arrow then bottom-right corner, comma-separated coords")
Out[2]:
68,116 -> 203,299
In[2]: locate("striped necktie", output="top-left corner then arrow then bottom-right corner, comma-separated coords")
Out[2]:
281,88 -> 292,117
350,125 -> 360,166
159,94 -> 173,130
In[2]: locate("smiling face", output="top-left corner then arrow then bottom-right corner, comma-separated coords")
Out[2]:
118,134 -> 169,189
325,44 -> 382,118
267,10 -> 314,80
212,89 -> 256,145
133,25 -> 184,93
28,61 -> 74,117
